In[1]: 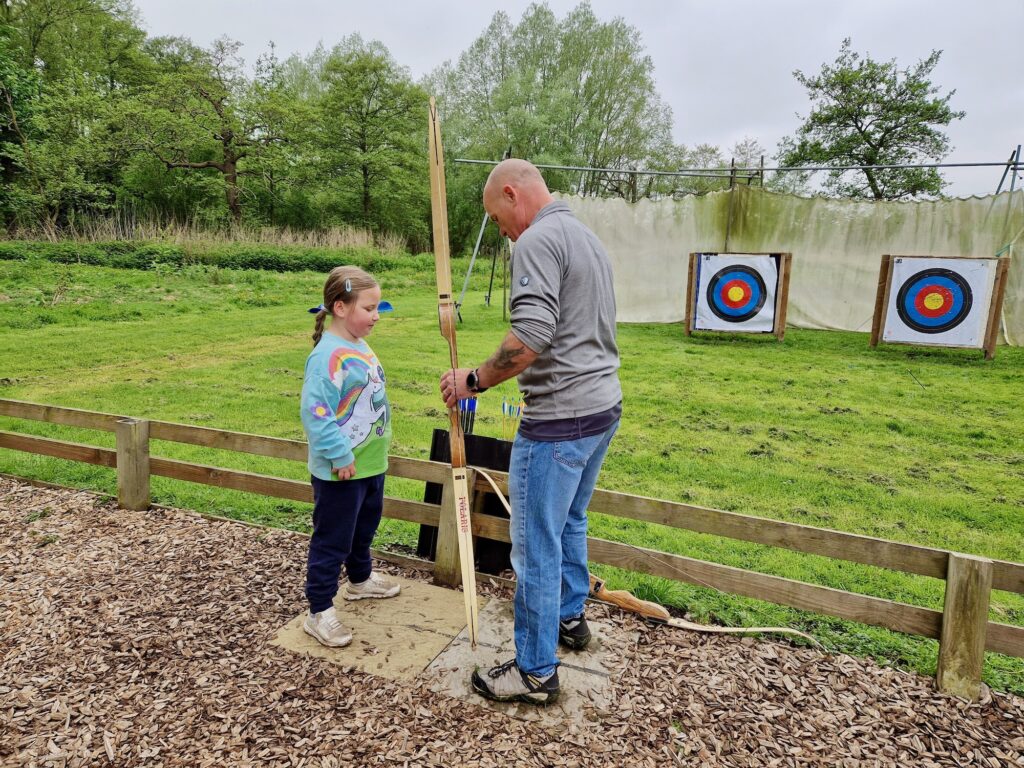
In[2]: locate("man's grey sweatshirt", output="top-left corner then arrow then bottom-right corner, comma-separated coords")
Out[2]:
509,200 -> 622,421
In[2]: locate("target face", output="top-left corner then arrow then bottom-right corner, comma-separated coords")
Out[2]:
706,265 -> 767,322
694,254 -> 778,332
882,257 -> 996,348
895,268 -> 972,333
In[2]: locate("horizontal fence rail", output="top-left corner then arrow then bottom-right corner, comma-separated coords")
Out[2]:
1,397 -> 1021,699
470,471 -> 1024,595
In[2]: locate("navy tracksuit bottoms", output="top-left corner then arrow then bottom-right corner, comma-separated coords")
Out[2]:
305,473 -> 385,614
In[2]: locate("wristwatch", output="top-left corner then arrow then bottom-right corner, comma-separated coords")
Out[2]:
466,368 -> 488,394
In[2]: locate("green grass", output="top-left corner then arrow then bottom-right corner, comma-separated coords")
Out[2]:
2,256 -> 1023,694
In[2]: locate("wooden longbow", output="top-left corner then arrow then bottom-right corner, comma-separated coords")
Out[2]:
427,96 -> 479,648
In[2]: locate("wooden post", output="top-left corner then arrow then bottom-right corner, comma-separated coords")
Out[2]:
433,470 -> 472,587
774,252 -> 793,342
869,255 -> 893,348
983,256 -> 1010,360
684,252 -> 698,336
936,553 -> 993,700
723,161 -> 737,252
115,418 -> 150,511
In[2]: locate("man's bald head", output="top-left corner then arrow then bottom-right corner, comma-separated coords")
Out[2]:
484,159 -> 549,196
482,159 -> 554,242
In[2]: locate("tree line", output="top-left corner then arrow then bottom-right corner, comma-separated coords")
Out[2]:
0,1 -> 963,252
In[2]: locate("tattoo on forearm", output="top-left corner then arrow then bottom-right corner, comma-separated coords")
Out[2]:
493,341 -> 528,371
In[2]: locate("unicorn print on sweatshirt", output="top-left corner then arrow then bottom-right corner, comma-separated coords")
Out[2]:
327,346 -> 389,448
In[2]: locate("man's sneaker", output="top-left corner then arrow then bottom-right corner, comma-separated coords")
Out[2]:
471,659 -> 560,706
303,606 -> 352,648
344,572 -> 401,600
558,613 -> 592,650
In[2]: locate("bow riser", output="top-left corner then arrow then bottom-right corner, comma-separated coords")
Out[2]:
436,304 -> 467,468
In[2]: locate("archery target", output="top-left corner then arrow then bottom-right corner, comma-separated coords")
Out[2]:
694,254 -> 778,332
883,257 -> 996,347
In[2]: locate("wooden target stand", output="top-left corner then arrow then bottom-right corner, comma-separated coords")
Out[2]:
870,254 -> 1010,360
684,251 -> 793,341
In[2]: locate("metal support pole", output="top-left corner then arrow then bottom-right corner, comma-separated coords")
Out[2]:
454,157 -> 1019,176
1009,145 -> 1022,197
995,149 -> 1016,194
456,212 -> 490,321
485,243 -> 499,307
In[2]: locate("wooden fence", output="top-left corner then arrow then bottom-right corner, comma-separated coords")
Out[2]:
1,397 -> 1022,700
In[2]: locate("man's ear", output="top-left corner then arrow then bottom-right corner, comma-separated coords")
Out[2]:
503,184 -> 517,203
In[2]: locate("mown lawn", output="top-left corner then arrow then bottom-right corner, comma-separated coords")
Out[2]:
2,256 -> 1022,693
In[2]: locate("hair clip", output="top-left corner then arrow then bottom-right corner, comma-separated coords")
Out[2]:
344,278 -> 352,292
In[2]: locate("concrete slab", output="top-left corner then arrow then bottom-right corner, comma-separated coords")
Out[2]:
423,598 -> 636,728
272,574 -> 486,681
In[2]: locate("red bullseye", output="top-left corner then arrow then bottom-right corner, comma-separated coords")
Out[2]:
913,284 -> 953,318
720,279 -> 751,308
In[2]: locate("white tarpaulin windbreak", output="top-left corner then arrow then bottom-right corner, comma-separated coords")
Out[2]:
558,187 -> 1023,345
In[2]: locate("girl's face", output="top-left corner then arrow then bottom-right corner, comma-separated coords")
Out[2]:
331,284 -> 382,342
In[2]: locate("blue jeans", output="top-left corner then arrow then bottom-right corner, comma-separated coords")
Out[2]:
508,422 -> 619,676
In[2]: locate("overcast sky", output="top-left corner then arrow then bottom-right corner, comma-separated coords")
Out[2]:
130,0 -> 1023,197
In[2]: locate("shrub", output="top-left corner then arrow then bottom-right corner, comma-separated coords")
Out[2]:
0,240 -> 427,274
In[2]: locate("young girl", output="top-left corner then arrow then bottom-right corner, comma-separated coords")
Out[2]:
300,265 -> 398,648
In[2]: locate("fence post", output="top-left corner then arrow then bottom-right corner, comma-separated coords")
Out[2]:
433,468 -> 479,588
936,553 -> 992,700
116,418 -> 150,511
433,473 -> 461,587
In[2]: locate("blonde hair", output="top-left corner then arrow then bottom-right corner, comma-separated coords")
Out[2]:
312,265 -> 379,347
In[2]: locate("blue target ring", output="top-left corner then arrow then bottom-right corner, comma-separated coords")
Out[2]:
895,268 -> 972,334
706,265 -> 767,322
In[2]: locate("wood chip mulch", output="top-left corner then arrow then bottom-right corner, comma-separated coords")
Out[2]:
1,476 -> 1022,768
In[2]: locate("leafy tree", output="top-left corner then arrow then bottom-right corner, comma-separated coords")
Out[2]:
778,38 -> 964,200
672,143 -> 727,196
0,20 -> 42,228
0,1 -> 151,229
729,137 -> 765,175
310,36 -> 429,246
3,0 -> 148,88
128,37 -> 290,225
4,0 -> 110,66
555,5 -> 675,196
233,43 -> 312,227
426,1 -> 683,246
703,137 -> 787,194
277,42 -> 332,102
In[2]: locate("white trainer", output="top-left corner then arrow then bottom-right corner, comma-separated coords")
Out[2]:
344,572 -> 401,600
303,606 -> 352,647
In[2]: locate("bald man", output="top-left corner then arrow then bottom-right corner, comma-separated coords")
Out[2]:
439,159 -> 621,705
